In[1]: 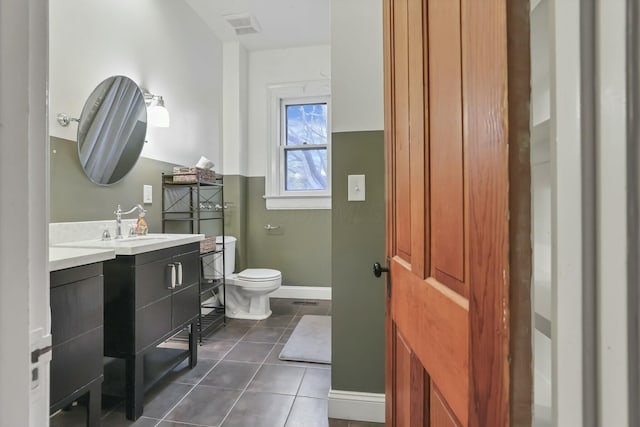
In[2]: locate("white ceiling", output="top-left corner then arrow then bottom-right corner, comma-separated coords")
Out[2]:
185,0 -> 330,51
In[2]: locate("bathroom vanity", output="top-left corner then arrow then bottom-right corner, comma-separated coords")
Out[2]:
54,231 -> 204,421
49,246 -> 116,427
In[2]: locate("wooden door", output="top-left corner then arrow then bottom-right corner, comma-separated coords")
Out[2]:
383,0 -> 532,426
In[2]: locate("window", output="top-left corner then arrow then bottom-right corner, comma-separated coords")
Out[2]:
266,81 -> 331,209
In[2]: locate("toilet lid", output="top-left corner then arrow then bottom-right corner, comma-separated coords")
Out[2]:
238,268 -> 281,281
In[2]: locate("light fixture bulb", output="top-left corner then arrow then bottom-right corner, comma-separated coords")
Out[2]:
146,95 -> 170,128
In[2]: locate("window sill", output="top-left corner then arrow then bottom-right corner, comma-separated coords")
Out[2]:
264,195 -> 332,210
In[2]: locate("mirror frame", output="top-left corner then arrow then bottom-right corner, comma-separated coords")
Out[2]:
76,75 -> 148,186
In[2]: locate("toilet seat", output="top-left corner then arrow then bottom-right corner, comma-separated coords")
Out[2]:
237,268 -> 281,282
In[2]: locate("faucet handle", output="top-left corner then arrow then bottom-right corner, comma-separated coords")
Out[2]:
102,228 -> 111,241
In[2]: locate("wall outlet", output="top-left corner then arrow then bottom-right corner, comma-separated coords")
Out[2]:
143,185 -> 152,204
348,174 -> 366,201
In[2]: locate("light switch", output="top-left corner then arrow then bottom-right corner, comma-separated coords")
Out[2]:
143,185 -> 153,204
348,174 -> 366,201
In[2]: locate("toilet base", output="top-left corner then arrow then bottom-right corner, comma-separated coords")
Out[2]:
223,286 -> 276,320
225,309 -> 272,321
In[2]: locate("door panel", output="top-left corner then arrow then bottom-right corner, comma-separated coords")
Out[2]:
384,0 -> 531,425
431,385 -> 461,427
429,0 -> 466,291
392,260 -> 468,422
392,0 -> 412,262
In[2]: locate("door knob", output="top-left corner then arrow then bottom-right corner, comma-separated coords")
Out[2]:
373,262 -> 389,278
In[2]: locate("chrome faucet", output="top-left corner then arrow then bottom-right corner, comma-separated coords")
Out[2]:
114,204 -> 146,239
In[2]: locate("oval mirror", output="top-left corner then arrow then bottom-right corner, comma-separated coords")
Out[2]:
77,75 -> 147,185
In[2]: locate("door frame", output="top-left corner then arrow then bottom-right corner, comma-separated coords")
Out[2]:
0,0 -> 50,426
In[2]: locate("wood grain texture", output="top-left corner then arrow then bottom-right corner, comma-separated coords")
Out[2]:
391,257 -> 469,423
506,0 -> 533,426
408,0 -> 426,279
461,0 -> 511,425
431,384 -> 462,427
410,352 -> 429,427
429,0 -> 466,286
393,0 -> 412,263
396,332 -> 412,427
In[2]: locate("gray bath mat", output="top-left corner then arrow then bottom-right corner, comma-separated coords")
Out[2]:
279,315 -> 331,364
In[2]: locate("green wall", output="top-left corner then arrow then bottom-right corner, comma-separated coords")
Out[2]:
243,177 -> 331,286
223,175 -> 248,271
331,131 -> 386,393
50,136 -> 177,231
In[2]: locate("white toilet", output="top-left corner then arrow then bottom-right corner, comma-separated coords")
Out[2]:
215,235 -> 281,320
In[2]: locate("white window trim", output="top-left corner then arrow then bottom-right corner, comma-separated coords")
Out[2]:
265,80 -> 331,210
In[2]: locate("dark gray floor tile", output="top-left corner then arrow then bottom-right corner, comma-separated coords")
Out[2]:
156,421 -> 201,427
258,314 -> 295,327
199,361 -> 261,390
241,326 -> 285,343
264,343 -> 289,365
223,342 -> 274,363
164,386 -> 241,426
289,315 -> 303,327
221,391 -> 294,427
279,328 -> 294,343
285,397 -> 329,427
225,318 -> 259,328
50,406 -> 91,427
198,340 -> 237,359
247,364 -> 305,395
297,305 -> 331,315
162,359 -> 218,385
101,413 -> 161,427
205,325 -> 250,342
298,368 -> 331,399
135,382 -> 194,419
271,301 -> 300,315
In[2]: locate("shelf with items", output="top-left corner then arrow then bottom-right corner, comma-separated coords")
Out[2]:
161,173 -> 226,342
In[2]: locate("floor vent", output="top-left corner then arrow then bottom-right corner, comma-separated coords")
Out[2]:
292,300 -> 318,306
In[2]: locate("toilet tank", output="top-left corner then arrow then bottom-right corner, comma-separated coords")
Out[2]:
214,235 -> 236,277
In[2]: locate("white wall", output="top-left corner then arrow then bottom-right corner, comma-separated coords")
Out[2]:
247,45 -> 330,177
331,0 -> 383,133
49,0 -> 223,168
222,42 -> 249,176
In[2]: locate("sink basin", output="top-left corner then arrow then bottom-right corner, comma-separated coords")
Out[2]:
54,233 -> 204,256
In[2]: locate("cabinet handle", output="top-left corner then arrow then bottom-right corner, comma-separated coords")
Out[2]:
167,263 -> 176,289
176,262 -> 183,286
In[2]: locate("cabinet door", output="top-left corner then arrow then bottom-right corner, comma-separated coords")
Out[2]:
135,255 -> 173,309
171,250 -> 200,328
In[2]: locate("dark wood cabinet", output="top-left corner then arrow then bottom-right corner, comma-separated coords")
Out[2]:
50,262 -> 104,427
102,242 -> 199,420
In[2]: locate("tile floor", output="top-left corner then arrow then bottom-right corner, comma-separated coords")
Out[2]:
50,298 -> 384,427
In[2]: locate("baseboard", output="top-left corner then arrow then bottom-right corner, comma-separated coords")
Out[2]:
271,285 -> 332,300
328,389 -> 385,423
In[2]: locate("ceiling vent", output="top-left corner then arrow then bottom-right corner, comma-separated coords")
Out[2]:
224,13 -> 262,36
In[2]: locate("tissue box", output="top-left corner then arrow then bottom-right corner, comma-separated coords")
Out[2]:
172,167 -> 216,183
200,236 -> 216,254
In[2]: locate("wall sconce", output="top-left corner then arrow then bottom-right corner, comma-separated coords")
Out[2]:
144,92 -> 170,128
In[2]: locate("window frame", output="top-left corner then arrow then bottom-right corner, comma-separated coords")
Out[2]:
265,81 -> 331,210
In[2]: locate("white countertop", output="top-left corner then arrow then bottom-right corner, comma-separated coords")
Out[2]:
49,247 -> 116,272
53,233 -> 205,256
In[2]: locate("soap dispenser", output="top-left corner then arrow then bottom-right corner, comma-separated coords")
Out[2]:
135,211 -> 148,236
